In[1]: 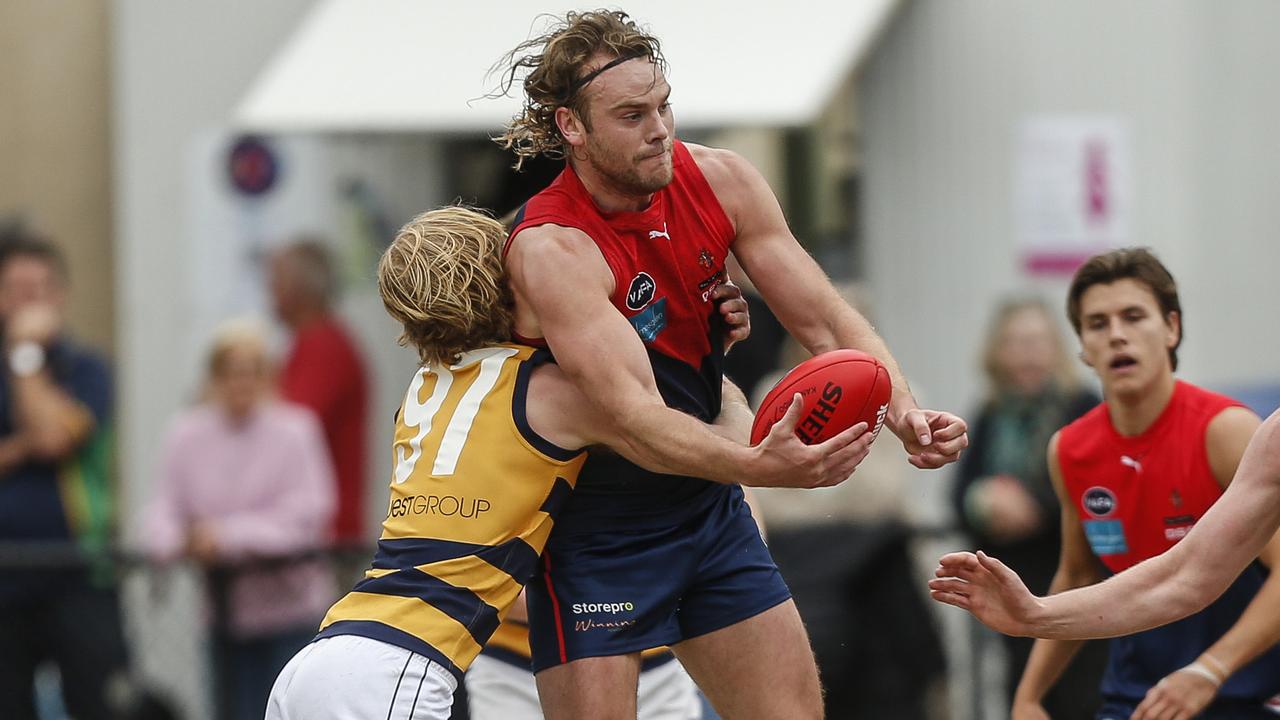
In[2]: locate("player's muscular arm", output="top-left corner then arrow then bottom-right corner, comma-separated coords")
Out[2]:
1012,434 -> 1102,716
691,145 -> 966,468
509,225 -> 870,488
528,370 -> 755,476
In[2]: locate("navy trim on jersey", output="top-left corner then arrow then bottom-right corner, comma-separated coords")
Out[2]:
476,538 -> 542,585
539,477 -> 574,518
352,570 -> 501,646
371,537 -> 541,585
512,350 -> 583,462
315,621 -> 464,683
372,537 -> 487,571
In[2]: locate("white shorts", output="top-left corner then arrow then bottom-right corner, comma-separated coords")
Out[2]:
266,635 -> 457,720
465,654 -> 701,720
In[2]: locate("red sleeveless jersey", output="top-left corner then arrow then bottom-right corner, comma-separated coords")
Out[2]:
505,140 -> 737,529
506,140 -> 735,376
1057,381 -> 1242,573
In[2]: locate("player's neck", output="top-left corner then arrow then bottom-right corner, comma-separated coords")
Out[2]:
570,159 -> 655,214
1105,372 -> 1177,437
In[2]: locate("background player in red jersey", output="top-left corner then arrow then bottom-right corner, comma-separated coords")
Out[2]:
496,10 -> 967,720
932,249 -> 1280,720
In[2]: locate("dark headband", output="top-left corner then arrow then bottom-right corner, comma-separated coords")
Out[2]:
560,51 -> 647,104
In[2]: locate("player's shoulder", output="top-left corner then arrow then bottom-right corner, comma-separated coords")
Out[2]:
509,222 -> 594,251
683,142 -> 756,185
1177,380 -> 1246,416
506,223 -> 609,287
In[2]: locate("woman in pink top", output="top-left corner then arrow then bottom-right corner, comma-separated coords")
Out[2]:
143,319 -> 336,720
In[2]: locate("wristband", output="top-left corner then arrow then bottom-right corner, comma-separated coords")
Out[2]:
1201,652 -> 1230,680
1174,661 -> 1224,687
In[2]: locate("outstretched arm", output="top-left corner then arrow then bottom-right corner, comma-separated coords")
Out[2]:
693,145 -> 967,468
930,409 -> 1280,640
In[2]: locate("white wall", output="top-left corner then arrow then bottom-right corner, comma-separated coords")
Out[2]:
860,0 -> 1280,441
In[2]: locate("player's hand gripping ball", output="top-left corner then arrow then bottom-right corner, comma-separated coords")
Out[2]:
750,349 -> 892,446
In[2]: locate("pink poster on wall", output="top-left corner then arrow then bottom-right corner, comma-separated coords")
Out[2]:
1016,116 -> 1132,275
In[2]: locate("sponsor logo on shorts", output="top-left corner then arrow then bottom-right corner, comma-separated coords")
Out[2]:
1082,486 -> 1117,517
387,494 -> 491,519
571,601 -> 634,614
574,618 -> 637,632
570,600 -> 638,633
626,272 -> 657,310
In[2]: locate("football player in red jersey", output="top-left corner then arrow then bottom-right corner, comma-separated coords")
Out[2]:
932,248 -> 1280,720
496,10 -> 968,720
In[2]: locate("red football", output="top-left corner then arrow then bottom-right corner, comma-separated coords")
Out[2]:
750,349 -> 892,446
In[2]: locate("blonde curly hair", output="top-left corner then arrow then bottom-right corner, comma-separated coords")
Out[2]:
492,9 -> 665,169
377,207 -> 513,366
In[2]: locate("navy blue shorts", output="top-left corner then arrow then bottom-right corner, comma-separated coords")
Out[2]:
525,486 -> 791,672
1098,699 -> 1278,719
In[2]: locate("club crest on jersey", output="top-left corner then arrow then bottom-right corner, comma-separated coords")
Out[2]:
1082,486 -> 1117,517
697,248 -> 715,270
626,272 -> 657,311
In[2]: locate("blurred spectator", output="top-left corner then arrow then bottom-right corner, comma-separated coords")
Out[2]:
950,297 -> 1105,719
268,239 -> 368,546
0,233 -> 134,719
142,319 -> 336,720
750,285 -> 947,720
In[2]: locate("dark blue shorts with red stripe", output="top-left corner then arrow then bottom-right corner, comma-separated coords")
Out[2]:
525,484 -> 791,673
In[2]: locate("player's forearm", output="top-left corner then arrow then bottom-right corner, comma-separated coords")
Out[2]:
1032,544 -> 1218,640
612,401 -> 754,485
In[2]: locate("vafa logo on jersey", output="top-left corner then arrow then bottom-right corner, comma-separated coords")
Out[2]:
626,272 -> 657,311
1082,486 -> 1117,517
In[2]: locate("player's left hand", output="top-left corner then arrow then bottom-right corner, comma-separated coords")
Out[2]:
894,407 -> 968,468
712,281 -> 750,352
928,550 -> 1042,637
1132,664 -> 1220,720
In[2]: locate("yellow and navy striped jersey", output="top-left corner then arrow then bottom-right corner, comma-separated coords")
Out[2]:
317,345 -> 586,679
